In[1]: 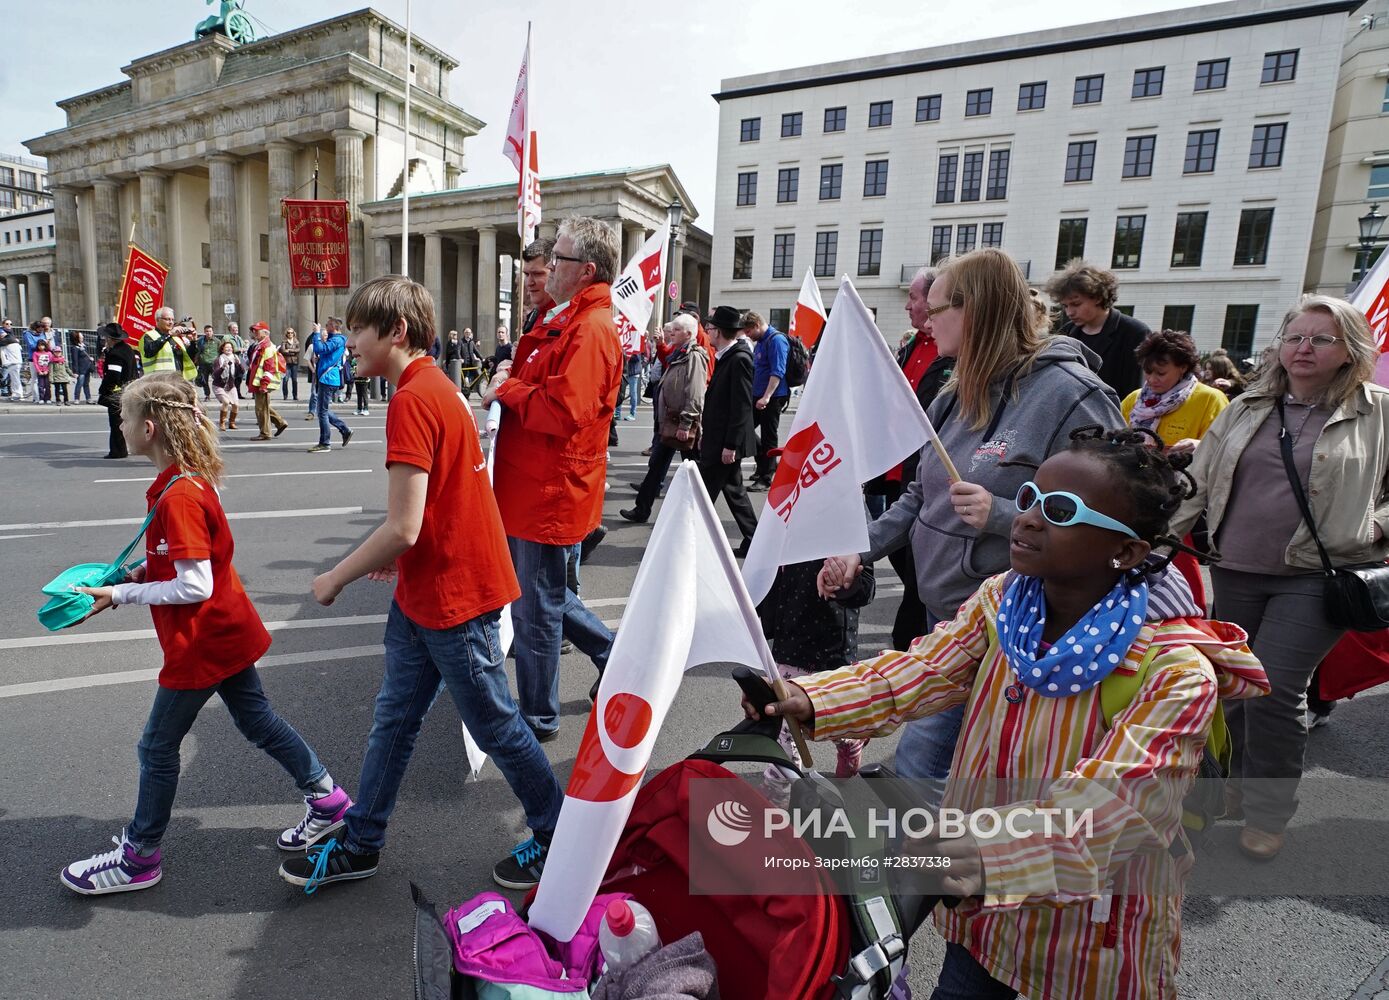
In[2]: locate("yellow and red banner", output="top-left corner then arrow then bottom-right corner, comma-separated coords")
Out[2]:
115,243 -> 169,342
284,199 -> 351,289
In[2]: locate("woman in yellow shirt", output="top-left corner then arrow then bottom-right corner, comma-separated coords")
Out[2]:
1121,329 -> 1228,453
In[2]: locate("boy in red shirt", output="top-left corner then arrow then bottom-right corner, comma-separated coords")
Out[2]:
280,275 -> 563,892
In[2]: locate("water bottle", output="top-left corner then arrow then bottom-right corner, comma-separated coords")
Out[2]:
597,899 -> 662,972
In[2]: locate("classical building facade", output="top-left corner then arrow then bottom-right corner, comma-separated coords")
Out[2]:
0,208 -> 56,324
710,0 -> 1368,356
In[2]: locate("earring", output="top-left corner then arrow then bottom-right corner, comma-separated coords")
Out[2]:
1110,558 -> 1122,569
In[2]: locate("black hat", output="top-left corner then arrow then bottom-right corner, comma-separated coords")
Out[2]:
706,305 -> 743,332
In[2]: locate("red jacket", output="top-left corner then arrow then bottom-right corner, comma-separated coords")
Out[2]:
493,282 -> 622,544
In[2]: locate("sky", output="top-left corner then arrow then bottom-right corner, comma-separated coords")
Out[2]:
2,0 -> 1217,228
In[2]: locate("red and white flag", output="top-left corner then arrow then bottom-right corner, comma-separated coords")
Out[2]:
503,28 -> 540,242
741,277 -> 935,605
527,461 -> 780,941
1353,248 -> 1389,386
611,227 -> 668,355
789,268 -> 828,349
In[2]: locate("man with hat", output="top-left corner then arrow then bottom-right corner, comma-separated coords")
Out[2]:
246,321 -> 289,440
698,305 -> 758,557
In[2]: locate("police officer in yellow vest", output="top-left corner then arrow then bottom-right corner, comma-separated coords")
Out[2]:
141,307 -> 198,380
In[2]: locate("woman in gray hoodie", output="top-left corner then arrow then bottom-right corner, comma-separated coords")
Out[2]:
821,248 -> 1124,802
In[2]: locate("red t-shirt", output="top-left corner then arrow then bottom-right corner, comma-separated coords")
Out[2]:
386,356 -> 520,629
142,466 -> 271,689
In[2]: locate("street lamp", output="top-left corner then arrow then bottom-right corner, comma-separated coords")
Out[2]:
666,199 -> 684,313
1358,202 -> 1384,281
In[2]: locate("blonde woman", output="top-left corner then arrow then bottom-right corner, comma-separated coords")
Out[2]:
1169,295 -> 1389,860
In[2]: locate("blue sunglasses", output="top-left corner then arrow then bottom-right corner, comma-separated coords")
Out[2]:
1015,481 -> 1138,539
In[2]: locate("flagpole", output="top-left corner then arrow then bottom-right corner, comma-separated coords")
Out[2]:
400,0 -> 412,277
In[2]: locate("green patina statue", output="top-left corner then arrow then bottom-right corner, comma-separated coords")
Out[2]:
195,0 -> 256,44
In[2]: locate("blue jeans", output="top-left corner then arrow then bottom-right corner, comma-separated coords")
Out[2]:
624,373 -> 640,417
307,375 -> 318,415
508,536 -> 614,735
344,602 -> 563,852
893,704 -> 964,810
281,365 -> 298,400
74,371 -> 92,401
315,383 -> 350,445
931,943 -> 1017,1000
127,666 -> 327,851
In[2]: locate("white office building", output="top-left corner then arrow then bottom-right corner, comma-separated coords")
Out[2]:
711,0 -> 1368,358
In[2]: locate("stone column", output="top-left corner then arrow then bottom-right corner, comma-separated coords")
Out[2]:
27,273 -> 50,320
92,180 -> 123,323
372,237 -> 392,278
267,140 -> 297,338
3,276 -> 19,322
138,170 -> 169,264
423,232 -> 444,337
208,154 -> 240,331
622,225 -> 643,270
50,184 -> 85,326
445,163 -> 462,188
455,237 -> 476,333
334,128 -> 367,291
476,225 -> 498,350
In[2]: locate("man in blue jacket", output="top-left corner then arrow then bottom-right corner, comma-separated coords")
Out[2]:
307,317 -> 352,453
743,310 -> 789,491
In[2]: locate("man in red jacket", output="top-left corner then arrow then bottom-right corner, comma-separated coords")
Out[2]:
484,217 -> 622,740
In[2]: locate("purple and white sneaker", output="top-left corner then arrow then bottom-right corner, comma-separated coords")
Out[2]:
278,785 -> 352,851
61,835 -> 162,896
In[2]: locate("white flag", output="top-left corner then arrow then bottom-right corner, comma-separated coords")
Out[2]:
502,29 -> 530,172
741,277 -> 934,606
1350,247 -> 1389,386
527,462 -> 779,942
611,227 -> 668,354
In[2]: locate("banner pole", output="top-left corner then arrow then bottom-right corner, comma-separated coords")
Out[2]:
312,151 -> 320,326
401,0 -> 412,278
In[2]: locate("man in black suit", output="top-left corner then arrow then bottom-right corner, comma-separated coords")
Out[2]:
698,306 -> 759,557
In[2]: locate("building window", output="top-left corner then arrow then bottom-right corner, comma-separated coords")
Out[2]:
777,167 -> 799,204
961,151 -> 984,201
868,101 -> 893,127
858,228 -> 883,276
956,224 -> 978,254
25,228 -> 32,241
259,233 -> 270,262
1073,75 -> 1104,105
0,191 -> 12,210
824,106 -> 847,132
740,118 -> 760,142
1353,245 -> 1386,283
1369,164 -> 1389,200
1017,81 -> 1047,111
1170,211 -> 1208,267
1162,305 -> 1195,331
2,232 -> 8,244
1184,130 -> 1219,173
814,231 -> 838,277
781,112 -> 803,137
47,224 -> 54,238
1065,141 -> 1096,182
1383,81 -> 1389,113
17,171 -> 37,191
1055,218 -> 1088,267
773,234 -> 796,278
18,192 -> 36,210
1195,58 -> 1229,91
982,222 -> 1004,248
863,159 -> 889,197
732,235 -> 754,280
987,150 -> 1010,199
1222,305 -> 1259,356
916,94 -> 942,121
0,167 -> 11,186
1112,215 -> 1147,269
1234,208 -> 1275,265
965,88 -> 993,117
1249,123 -> 1287,168
936,153 -> 958,204
1132,67 -> 1165,98
819,163 -> 843,200
736,171 -> 757,206
1122,135 -> 1156,178
1261,49 -> 1298,84
931,226 -> 952,265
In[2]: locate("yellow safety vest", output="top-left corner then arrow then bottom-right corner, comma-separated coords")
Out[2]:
141,331 -> 198,380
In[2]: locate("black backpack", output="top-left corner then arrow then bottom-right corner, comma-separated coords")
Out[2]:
784,334 -> 810,388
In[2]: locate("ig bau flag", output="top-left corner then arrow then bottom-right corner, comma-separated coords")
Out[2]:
612,227 -> 668,355
1354,246 -> 1389,386
741,277 -> 934,606
789,267 -> 828,349
527,462 -> 781,942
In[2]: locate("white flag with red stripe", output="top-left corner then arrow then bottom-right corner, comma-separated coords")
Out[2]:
789,268 -> 828,349
503,28 -> 541,242
741,277 -> 934,606
611,227 -> 668,354
502,29 -> 530,172
1353,247 -> 1389,386
527,461 -> 779,942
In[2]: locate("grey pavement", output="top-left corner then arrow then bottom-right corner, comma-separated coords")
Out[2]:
1,396 -> 1387,999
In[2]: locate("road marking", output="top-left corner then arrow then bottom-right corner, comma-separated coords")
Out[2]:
0,644 -> 385,700
0,428 -> 108,436
0,612 -> 389,650
94,469 -> 374,484
6,507 -> 363,531
220,440 -> 382,450
0,532 -> 55,541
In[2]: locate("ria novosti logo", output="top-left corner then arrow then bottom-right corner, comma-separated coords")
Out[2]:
706,800 -> 754,846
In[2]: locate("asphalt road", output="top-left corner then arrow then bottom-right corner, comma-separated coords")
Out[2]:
2,396 -> 1387,999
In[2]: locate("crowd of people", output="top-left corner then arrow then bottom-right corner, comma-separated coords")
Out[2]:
36,234 -> 1389,1000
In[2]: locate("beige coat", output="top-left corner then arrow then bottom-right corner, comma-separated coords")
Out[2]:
1170,381 -> 1389,570
658,344 -> 708,443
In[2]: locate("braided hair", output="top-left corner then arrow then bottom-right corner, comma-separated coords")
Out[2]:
120,372 -> 225,487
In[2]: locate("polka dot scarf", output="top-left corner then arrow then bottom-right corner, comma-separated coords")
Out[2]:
997,573 -> 1149,698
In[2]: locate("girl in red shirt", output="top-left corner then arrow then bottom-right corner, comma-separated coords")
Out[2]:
60,373 -> 352,896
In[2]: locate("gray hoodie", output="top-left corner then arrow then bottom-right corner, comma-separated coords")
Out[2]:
868,337 -> 1124,620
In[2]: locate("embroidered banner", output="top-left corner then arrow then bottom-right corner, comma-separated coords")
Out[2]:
115,243 -> 169,342
284,199 -> 351,289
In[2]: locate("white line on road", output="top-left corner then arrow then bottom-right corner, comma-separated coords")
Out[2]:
220,440 -> 382,450
94,469 -> 374,484
0,533 -> 55,541
6,506 -> 363,531
0,612 -> 389,650
0,429 -> 108,436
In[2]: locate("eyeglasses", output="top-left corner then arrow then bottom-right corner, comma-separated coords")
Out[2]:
1015,481 -> 1138,538
1279,334 -> 1343,349
924,302 -> 958,320
548,252 -> 587,266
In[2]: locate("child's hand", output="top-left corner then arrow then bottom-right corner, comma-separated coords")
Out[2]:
818,554 -> 862,597
903,830 -> 984,899
741,681 -> 813,724
72,586 -> 115,619
312,572 -> 343,606
365,564 -> 398,583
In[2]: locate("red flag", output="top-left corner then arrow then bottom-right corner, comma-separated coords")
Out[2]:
115,244 -> 169,342
283,199 -> 351,289
789,267 -> 828,349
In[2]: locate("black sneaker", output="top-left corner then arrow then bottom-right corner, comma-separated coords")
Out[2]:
580,525 -> 607,562
492,833 -> 551,890
340,428 -> 353,448
747,478 -> 770,493
278,838 -> 378,894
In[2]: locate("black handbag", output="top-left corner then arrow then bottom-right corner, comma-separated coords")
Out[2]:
1277,398 -> 1389,631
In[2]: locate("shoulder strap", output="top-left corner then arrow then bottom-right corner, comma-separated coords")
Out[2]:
109,473 -> 191,569
1274,398 -> 1335,575
1099,639 -> 1161,730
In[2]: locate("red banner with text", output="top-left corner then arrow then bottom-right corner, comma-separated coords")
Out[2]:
115,243 -> 169,343
284,199 -> 351,289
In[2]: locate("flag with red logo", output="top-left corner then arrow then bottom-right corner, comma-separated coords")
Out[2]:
503,27 -> 540,242
115,243 -> 169,342
1353,246 -> 1389,386
741,277 -> 935,605
789,267 -> 828,349
527,461 -> 780,941
611,226 -> 668,355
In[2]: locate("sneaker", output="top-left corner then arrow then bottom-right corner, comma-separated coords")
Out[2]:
362,408 -> 370,415
1308,710 -> 1332,730
278,838 -> 378,893
274,423 -> 287,437
747,479 -> 770,493
559,639 -> 575,655
61,834 -> 162,896
307,443 -> 331,453
492,833 -> 550,890
580,525 -> 607,562
277,785 -> 353,851
304,413 -> 315,420
340,428 -> 353,448
619,507 -> 650,524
